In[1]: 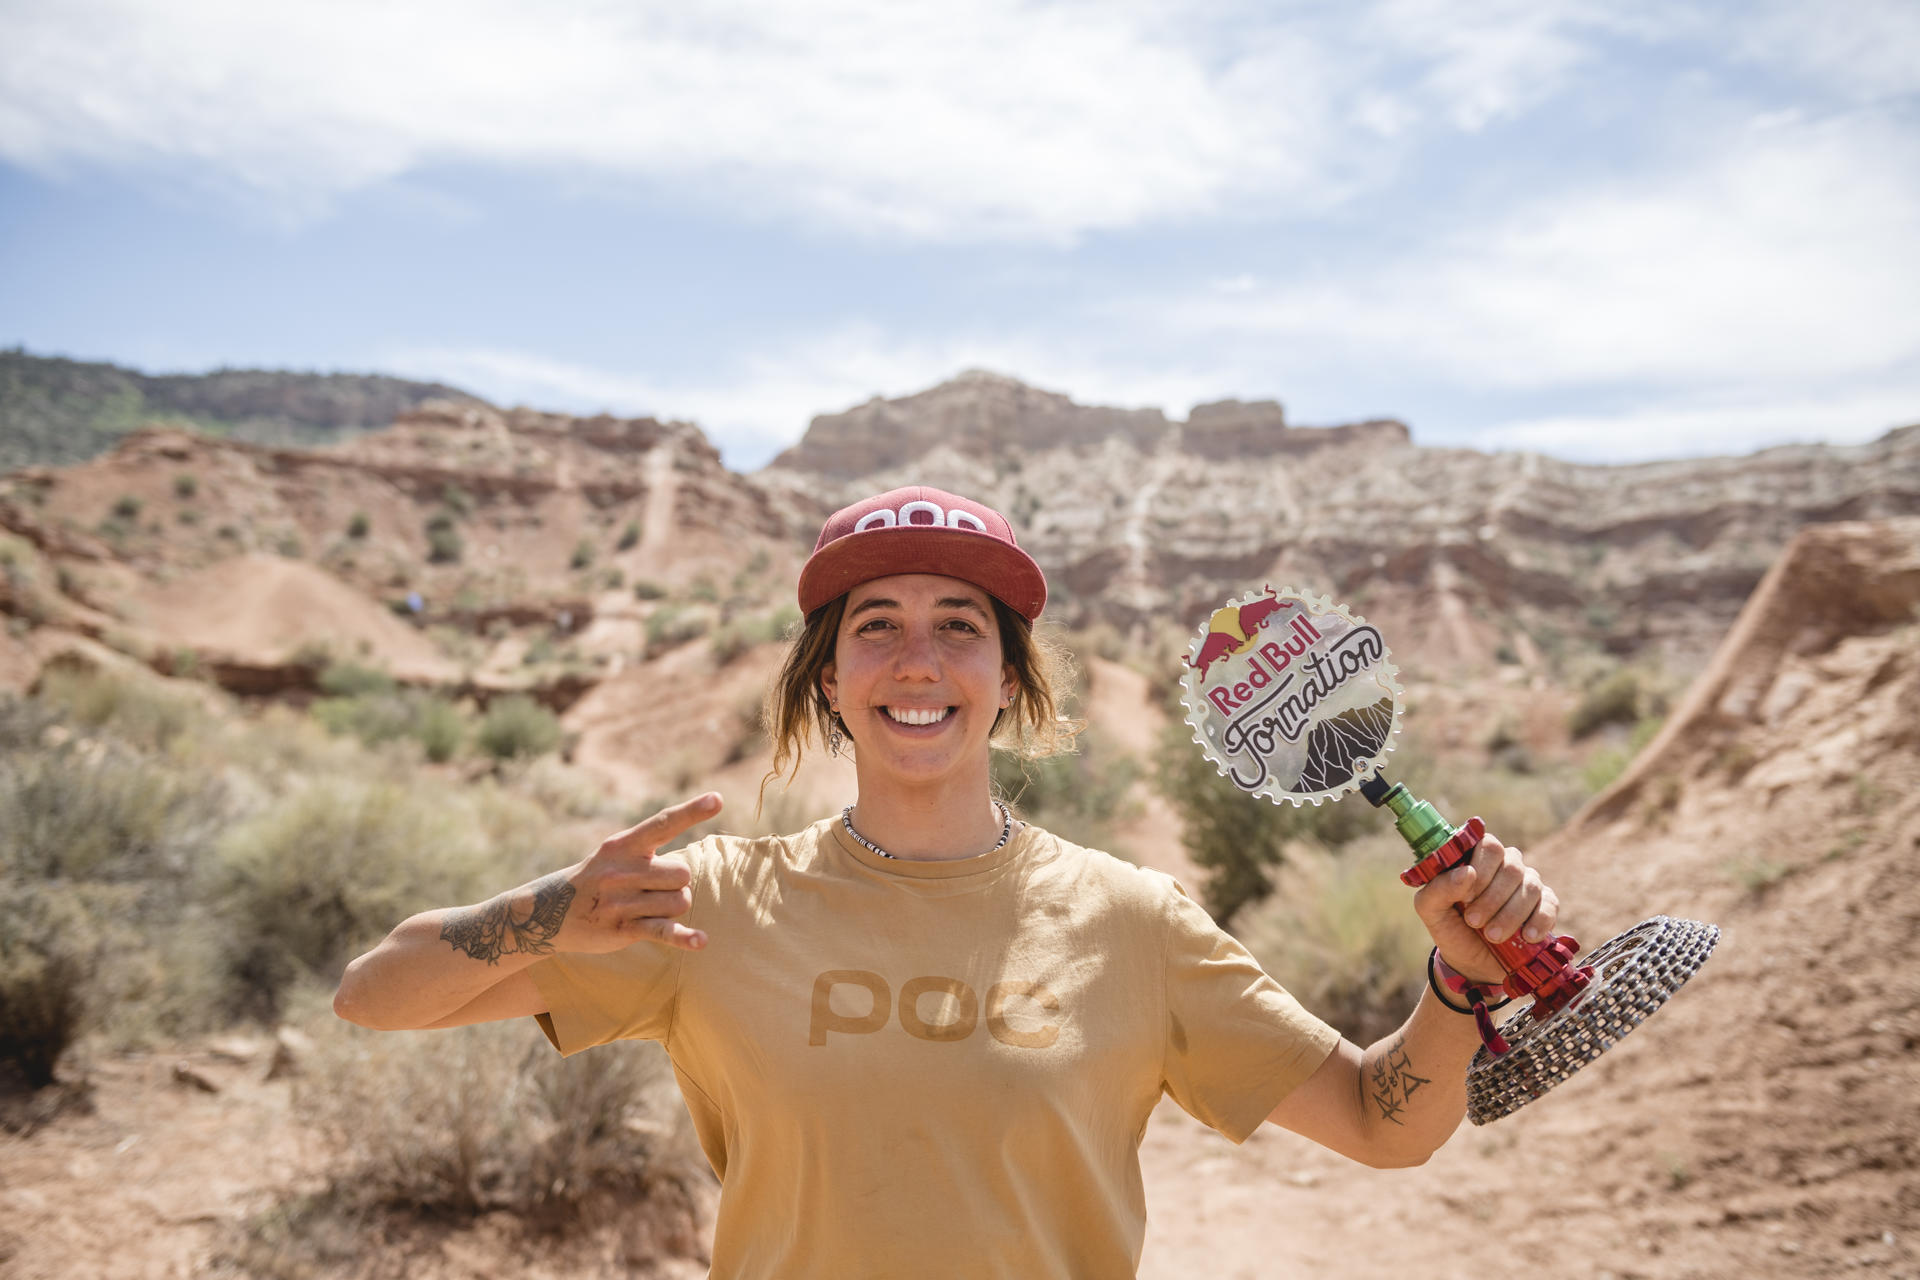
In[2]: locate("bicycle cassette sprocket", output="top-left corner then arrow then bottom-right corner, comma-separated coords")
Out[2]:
1466,915 -> 1721,1124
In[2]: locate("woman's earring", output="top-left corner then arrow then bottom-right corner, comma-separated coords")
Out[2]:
828,715 -> 844,757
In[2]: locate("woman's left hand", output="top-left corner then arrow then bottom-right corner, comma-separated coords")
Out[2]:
1411,829 -> 1561,985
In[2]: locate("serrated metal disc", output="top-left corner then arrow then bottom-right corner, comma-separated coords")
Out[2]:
1466,915 -> 1720,1124
1178,587 -> 1405,807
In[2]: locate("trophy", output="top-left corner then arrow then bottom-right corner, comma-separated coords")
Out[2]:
1179,588 -> 1718,1124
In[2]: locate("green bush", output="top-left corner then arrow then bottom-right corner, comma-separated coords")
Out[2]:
1569,667 -> 1642,739
414,696 -> 465,763
111,494 -> 142,520
475,695 -> 562,761
317,662 -> 396,698
213,778 -> 507,1014
173,473 -> 197,499
424,511 -> 462,564
632,579 -> 668,601
1152,720 -> 1378,926
616,521 -> 641,551
570,539 -> 594,570
346,511 -> 370,539
0,899 -> 90,1089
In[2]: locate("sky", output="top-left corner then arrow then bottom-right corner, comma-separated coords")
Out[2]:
2,0 -> 1917,470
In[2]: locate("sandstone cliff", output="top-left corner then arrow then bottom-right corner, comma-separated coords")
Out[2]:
762,373 -> 1920,669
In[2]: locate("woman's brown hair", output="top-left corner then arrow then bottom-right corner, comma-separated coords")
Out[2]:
759,592 -> 1080,808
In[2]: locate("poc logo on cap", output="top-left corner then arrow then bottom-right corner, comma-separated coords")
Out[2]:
854,499 -> 988,533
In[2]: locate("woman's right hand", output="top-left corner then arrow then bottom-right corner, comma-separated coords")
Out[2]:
555,791 -> 719,954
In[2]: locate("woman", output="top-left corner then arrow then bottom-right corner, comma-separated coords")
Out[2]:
335,484 -> 1561,1276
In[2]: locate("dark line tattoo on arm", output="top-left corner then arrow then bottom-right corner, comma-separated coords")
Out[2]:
439,873 -> 576,965
1367,1033 -> 1431,1126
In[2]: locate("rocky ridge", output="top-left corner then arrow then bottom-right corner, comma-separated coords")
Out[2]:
761,375 -> 1920,668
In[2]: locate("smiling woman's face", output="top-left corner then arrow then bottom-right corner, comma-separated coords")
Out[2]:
820,573 -> 1013,790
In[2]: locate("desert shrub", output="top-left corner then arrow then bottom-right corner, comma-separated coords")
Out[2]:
35,667 -> 202,753
1569,667 -> 1643,739
0,891 -> 93,1088
440,484 -> 474,518
425,510 -> 462,564
1153,720 -> 1378,926
414,695 -> 465,763
475,694 -> 562,761
992,727 -> 1140,850
312,691 -> 417,747
346,511 -> 370,539
173,473 -> 197,499
213,777 -> 509,1015
1236,837 -> 1435,1045
645,606 -> 709,657
617,521 -> 641,551
570,539 -> 594,570
710,605 -> 801,666
317,661 -> 396,699
296,1022 -> 697,1224
0,738 -> 220,883
111,494 -> 142,520
632,579 -> 668,601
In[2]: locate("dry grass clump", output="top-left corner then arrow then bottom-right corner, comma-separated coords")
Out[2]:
213,1024 -> 709,1277
1234,836 -> 1433,1046
299,1022 -> 695,1215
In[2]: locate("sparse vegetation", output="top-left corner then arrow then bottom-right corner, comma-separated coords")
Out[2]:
1725,854 -> 1794,894
570,539 -> 594,570
1152,719 -> 1375,926
633,579 -> 669,601
992,728 -> 1140,851
173,473 -> 197,499
475,694 -> 562,761
1569,667 -> 1644,739
645,605 -> 710,657
1235,837 -> 1432,1045
710,605 -> 801,665
346,511 -> 370,539
111,494 -> 142,520
617,521 -> 640,551
425,510 -> 462,563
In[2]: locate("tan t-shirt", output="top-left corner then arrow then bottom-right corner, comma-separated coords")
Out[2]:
530,817 -> 1340,1278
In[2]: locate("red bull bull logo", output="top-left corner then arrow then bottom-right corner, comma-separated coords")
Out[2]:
1179,587 -> 1404,806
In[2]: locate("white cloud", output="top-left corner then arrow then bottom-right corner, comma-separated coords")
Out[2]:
0,0 -> 1349,239
0,0 -> 1665,240
1160,111 -> 1920,391
1465,384 -> 1920,462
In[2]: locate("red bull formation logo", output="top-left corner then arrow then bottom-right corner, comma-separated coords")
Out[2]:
1179,587 -> 1403,805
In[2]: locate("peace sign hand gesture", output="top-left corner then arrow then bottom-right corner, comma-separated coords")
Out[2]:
553,791 -> 718,954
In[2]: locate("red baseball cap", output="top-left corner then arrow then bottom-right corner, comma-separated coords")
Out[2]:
797,485 -> 1047,620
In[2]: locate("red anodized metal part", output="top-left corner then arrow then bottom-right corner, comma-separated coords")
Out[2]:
1399,816 -> 1595,1028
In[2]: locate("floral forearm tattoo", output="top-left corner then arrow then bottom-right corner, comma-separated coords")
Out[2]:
438,873 -> 576,965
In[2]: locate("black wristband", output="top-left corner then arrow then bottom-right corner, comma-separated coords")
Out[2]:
1427,947 -> 1515,1013
1426,949 -> 1477,1013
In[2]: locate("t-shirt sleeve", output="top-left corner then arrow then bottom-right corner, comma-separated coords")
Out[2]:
529,940 -> 682,1056
1159,878 -> 1343,1143
527,837 -> 706,1055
